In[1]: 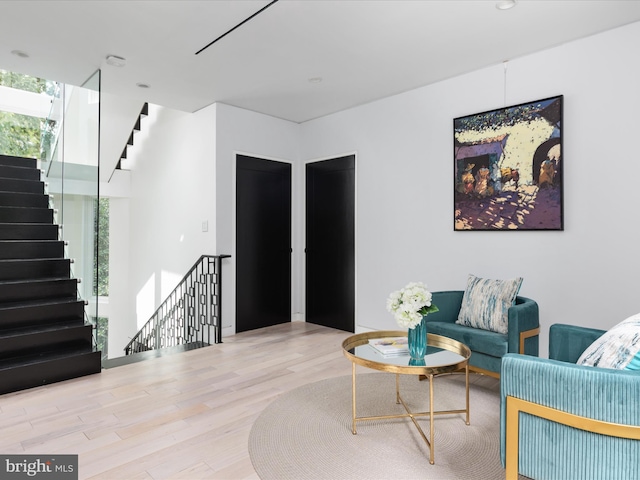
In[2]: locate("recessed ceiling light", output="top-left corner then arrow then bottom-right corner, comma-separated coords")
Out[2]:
11,50 -> 29,58
136,83 -> 150,89
106,54 -> 126,67
496,0 -> 516,10
308,77 -> 323,84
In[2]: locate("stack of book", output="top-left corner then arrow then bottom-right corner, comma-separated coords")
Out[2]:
368,337 -> 409,357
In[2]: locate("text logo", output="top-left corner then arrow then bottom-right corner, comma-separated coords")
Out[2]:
1,455 -> 78,479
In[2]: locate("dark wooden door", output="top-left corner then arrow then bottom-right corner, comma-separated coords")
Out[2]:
305,155 -> 355,332
236,155 -> 291,332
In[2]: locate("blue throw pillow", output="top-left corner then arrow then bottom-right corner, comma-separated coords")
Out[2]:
577,313 -> 640,370
455,274 -> 523,334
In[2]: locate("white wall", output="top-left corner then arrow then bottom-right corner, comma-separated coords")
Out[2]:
299,22 -> 640,356
108,197 -> 132,358
214,103 -> 301,335
108,103 -> 217,355
115,21 -> 640,358
108,101 -> 299,354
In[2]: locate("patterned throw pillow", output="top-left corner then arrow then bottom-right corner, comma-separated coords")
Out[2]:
455,274 -> 523,334
577,313 -> 640,370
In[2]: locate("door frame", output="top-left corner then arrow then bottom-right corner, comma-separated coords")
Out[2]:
303,151 -> 358,328
233,151 -> 295,334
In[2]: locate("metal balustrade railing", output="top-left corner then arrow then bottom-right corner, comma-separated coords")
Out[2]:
124,254 -> 231,355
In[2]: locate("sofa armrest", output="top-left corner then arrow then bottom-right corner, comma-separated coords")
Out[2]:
500,353 -> 640,479
507,296 -> 539,355
549,323 -> 606,363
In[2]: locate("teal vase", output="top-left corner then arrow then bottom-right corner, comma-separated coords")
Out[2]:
409,357 -> 426,366
408,316 -> 428,360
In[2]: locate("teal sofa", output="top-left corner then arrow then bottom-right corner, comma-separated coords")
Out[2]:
426,290 -> 539,377
500,324 -> 640,480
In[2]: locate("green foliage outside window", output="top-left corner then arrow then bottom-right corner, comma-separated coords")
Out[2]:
0,69 -> 55,94
91,316 -> 109,360
0,111 -> 42,158
94,198 -> 110,297
0,69 -> 55,159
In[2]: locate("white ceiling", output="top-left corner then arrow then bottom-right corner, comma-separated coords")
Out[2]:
1,0 -> 640,123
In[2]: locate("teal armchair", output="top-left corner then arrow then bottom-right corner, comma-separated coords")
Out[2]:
427,290 -> 539,377
500,324 -> 640,480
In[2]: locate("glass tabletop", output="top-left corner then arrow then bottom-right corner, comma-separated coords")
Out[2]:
352,344 -> 466,367
342,330 -> 471,374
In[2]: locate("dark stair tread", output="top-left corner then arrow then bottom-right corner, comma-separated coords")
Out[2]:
0,178 -> 45,194
0,322 -> 92,360
0,155 -> 37,169
0,319 -> 87,339
0,206 -> 52,212
0,222 -> 57,228
0,315 -> 86,332
0,239 -> 61,244
0,276 -> 72,286
0,255 -> 65,260
0,205 -> 51,209
0,257 -> 68,265
0,257 -> 68,263
0,277 -> 77,302
0,239 -> 65,260
0,258 -> 70,280
0,206 -> 53,223
0,223 -> 59,240
0,165 -> 41,181
0,302 -> 84,328
0,163 -> 38,171
0,191 -> 49,208
0,346 -> 96,371
0,350 -> 101,395
0,297 -> 82,310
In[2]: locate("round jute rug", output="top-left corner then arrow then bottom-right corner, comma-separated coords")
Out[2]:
249,373 -> 507,480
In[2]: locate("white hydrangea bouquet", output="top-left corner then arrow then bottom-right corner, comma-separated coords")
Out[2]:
386,281 -> 439,329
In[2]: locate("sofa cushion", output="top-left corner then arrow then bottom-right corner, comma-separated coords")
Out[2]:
428,321 -> 509,357
455,274 -> 523,334
577,312 -> 640,370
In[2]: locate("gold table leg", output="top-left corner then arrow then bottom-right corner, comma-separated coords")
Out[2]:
350,369 -> 471,465
351,363 -> 357,434
465,364 -> 470,425
429,374 -> 434,464
395,384 -> 434,464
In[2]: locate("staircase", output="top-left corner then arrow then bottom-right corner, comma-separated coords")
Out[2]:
116,102 -> 148,171
0,154 -> 101,395
124,254 -> 230,355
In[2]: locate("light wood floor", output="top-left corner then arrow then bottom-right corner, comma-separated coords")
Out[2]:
0,322 -> 499,479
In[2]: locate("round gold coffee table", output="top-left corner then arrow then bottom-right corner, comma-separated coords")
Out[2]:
342,330 -> 471,465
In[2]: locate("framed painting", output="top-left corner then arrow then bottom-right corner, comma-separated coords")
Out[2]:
453,95 -> 563,231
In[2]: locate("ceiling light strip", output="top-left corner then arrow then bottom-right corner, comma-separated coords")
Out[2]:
195,0 -> 280,55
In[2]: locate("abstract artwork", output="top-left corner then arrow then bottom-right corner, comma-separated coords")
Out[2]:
453,95 -> 563,231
